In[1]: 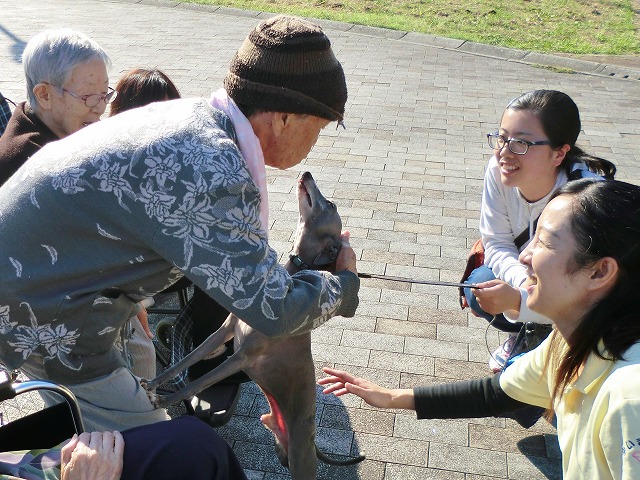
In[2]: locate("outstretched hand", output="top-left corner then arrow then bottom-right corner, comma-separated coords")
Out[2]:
136,307 -> 154,339
318,367 -> 415,410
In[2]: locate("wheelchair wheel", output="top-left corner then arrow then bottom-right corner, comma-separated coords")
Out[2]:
155,319 -> 175,350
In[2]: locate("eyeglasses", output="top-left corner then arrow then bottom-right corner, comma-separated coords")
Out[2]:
47,83 -> 117,108
487,132 -> 552,155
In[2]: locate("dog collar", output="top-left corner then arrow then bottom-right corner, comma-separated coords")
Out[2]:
289,254 -> 310,270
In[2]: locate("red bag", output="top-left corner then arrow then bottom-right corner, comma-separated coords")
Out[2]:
459,238 -> 484,309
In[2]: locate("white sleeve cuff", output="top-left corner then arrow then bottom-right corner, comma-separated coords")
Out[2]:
138,297 -> 155,309
504,289 -> 554,325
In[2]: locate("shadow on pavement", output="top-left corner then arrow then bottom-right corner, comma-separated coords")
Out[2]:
0,24 -> 26,63
517,434 -> 562,480
211,382 -> 365,479
315,384 -> 365,480
149,292 -> 365,478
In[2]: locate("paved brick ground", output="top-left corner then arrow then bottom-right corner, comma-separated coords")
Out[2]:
1,1 -> 639,478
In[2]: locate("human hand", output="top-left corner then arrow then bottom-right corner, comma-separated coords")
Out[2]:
335,231 -> 357,275
472,280 -> 520,315
318,367 -> 415,410
61,431 -> 124,480
136,307 -> 154,339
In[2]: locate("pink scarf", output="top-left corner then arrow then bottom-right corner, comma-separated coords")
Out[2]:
209,88 -> 269,236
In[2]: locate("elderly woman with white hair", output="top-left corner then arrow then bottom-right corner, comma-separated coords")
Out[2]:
0,28 -> 114,185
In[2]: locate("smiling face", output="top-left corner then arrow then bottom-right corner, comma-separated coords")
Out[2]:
518,195 -> 594,334
41,59 -> 110,138
496,109 -> 568,202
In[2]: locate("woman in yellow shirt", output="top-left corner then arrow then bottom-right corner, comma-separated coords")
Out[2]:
320,178 -> 640,480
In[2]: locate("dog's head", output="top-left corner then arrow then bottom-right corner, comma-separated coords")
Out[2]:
292,171 -> 342,272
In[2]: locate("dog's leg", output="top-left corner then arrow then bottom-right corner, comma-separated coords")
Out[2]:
155,346 -> 251,407
283,361 -> 317,479
255,333 -> 317,479
142,313 -> 237,390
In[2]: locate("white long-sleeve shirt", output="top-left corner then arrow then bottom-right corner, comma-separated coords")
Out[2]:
479,155 -> 600,324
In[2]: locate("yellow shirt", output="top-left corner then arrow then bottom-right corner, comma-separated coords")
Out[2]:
500,338 -> 640,480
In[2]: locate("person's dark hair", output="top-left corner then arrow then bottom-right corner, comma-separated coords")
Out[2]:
507,90 -> 616,179
109,68 -> 180,116
545,178 -> 640,406
232,103 -> 265,119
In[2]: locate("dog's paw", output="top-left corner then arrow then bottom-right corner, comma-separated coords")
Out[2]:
139,377 -> 154,391
139,379 -> 161,407
146,390 -> 161,408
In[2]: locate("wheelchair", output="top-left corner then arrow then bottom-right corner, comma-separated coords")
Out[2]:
0,369 -> 84,454
0,278 -> 243,456
147,280 -> 245,427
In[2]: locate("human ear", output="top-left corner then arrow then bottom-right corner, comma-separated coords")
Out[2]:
587,257 -> 618,291
32,83 -> 53,111
271,112 -> 290,138
552,144 -> 571,167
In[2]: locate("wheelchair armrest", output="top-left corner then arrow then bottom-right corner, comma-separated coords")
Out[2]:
0,381 -> 16,402
0,380 -> 85,435
0,402 -> 76,451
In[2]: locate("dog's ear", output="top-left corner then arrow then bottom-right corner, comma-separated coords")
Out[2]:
313,243 -> 341,267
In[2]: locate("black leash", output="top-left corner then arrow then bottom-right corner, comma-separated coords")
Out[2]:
357,272 -> 479,289
289,254 -> 480,289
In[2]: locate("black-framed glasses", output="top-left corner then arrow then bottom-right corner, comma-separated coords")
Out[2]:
47,83 -> 117,108
487,132 -> 552,155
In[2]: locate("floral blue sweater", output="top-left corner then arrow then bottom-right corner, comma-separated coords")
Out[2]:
0,98 -> 359,383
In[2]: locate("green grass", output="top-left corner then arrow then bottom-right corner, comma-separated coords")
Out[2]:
185,0 -> 640,54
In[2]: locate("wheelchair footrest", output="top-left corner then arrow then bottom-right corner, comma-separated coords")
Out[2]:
190,383 -> 241,428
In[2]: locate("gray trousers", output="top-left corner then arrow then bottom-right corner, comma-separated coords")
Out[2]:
20,316 -> 169,432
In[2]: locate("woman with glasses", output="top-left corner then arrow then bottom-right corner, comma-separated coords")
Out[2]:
463,90 -> 615,382
0,28 -> 114,186
321,178 -> 640,480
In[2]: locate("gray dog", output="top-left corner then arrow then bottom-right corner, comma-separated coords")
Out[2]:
142,172 -> 363,478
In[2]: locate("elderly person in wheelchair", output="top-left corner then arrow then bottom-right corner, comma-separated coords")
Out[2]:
0,15 -> 358,433
0,373 -> 246,480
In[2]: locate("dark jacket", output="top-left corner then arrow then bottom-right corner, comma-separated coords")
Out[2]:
0,102 -> 58,185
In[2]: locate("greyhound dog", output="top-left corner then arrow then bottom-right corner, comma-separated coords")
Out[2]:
142,171 -> 363,478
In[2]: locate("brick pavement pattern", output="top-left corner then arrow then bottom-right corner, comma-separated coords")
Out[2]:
1,1 -> 639,479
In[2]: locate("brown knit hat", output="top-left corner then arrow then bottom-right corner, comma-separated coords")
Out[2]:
224,15 -> 347,121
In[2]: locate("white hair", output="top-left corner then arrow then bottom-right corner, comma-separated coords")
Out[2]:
22,28 -> 111,112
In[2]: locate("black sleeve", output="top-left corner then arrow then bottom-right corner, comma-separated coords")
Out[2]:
413,373 -> 530,420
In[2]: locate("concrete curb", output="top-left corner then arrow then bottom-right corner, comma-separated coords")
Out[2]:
108,0 -> 640,82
